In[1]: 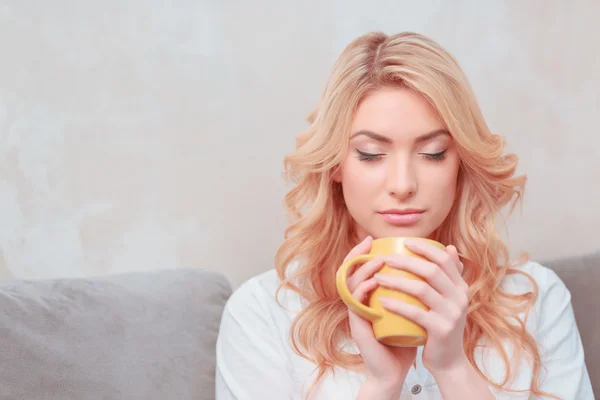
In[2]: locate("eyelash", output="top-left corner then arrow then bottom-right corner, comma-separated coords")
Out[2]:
355,149 -> 448,163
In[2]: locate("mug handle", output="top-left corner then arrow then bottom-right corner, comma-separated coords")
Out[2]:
336,254 -> 384,322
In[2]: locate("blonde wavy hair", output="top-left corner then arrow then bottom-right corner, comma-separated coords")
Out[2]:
275,31 -> 556,399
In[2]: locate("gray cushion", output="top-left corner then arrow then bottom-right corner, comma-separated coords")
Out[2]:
0,268 -> 232,400
545,251 -> 599,398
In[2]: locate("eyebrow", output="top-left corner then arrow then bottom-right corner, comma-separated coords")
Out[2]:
350,128 -> 450,144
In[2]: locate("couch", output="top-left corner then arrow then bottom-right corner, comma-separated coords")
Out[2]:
1,251 -> 598,399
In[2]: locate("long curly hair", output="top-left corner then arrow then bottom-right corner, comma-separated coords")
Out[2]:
275,31 -> 556,399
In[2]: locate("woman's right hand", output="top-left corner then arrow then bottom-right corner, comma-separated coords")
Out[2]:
344,236 -> 417,399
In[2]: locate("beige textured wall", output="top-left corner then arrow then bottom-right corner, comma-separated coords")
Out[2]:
0,1 -> 598,288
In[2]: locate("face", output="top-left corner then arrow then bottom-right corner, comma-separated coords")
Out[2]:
334,87 -> 461,240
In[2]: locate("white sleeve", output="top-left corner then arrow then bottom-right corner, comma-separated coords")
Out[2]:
215,280 -> 294,400
534,269 -> 595,399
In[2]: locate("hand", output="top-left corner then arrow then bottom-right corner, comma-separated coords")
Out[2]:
374,240 -> 469,374
344,236 -> 417,396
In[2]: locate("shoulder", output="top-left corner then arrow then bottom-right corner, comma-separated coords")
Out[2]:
480,261 -> 592,396
501,260 -> 569,299
223,262 -> 304,321
224,269 -> 280,314
501,260 -> 573,332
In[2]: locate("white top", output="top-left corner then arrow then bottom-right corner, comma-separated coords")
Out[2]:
215,261 -> 594,399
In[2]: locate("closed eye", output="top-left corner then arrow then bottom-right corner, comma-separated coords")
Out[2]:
355,149 -> 385,162
419,149 -> 447,162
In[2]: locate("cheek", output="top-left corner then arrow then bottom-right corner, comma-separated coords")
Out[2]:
341,165 -> 371,195
340,160 -> 382,204
426,162 -> 460,204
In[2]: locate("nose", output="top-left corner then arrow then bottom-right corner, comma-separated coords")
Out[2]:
385,154 -> 417,200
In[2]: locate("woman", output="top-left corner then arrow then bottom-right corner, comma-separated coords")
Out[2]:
215,31 -> 593,399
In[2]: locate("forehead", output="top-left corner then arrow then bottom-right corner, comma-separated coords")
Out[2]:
350,87 -> 444,140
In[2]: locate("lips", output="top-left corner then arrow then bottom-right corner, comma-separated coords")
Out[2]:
378,209 -> 424,226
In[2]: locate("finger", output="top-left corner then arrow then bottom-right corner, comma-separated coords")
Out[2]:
446,245 -> 464,275
343,235 -> 373,263
382,254 -> 456,299
351,278 -> 378,305
348,279 -> 379,334
404,240 -> 464,286
374,273 -> 447,312
347,257 -> 385,292
379,296 -> 431,330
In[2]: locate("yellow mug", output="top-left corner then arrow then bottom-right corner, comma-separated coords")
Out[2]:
336,237 -> 445,347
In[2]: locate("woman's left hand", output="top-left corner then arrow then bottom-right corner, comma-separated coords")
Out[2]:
373,239 -> 469,374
